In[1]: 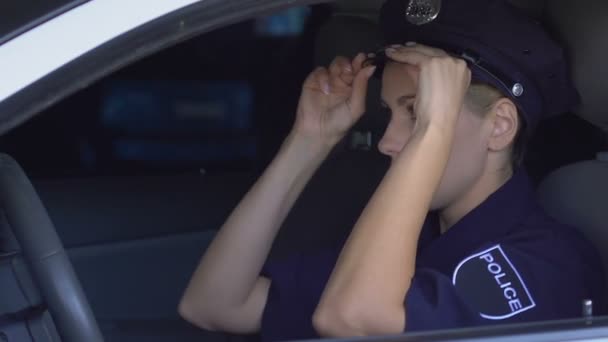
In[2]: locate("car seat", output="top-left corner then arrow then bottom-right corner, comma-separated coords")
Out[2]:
267,10 -> 389,259
537,0 -> 608,295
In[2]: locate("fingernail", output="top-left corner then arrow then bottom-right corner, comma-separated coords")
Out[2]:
405,41 -> 416,47
367,66 -> 377,76
345,65 -> 353,72
322,83 -> 330,94
386,47 -> 397,54
390,44 -> 402,48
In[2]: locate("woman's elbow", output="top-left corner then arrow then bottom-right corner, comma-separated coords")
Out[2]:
313,300 -> 406,338
178,296 -> 219,331
313,300 -> 364,337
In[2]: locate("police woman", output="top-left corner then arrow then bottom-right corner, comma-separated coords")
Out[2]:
179,0 -> 606,340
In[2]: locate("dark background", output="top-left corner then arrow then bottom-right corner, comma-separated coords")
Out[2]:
0,4 -> 605,182
0,6 -> 332,179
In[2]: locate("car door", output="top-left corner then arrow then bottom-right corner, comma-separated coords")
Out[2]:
0,1 -> 328,341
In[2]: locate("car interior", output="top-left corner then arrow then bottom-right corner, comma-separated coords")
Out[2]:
0,0 -> 607,341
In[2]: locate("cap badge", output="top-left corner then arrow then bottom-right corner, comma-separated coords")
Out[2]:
405,0 -> 442,25
512,83 -> 524,97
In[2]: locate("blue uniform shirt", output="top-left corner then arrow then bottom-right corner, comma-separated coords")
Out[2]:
260,171 -> 606,341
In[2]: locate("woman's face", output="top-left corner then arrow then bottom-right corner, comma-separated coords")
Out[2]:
379,61 -> 492,210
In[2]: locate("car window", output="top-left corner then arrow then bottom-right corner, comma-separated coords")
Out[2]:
0,5 -> 325,179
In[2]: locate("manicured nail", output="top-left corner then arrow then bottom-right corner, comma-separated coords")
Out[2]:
367,66 -> 377,76
386,47 -> 397,54
322,83 -> 330,94
405,41 -> 417,47
390,44 -> 402,48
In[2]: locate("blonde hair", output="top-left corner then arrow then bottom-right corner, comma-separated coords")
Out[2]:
465,83 -> 527,167
465,83 -> 504,116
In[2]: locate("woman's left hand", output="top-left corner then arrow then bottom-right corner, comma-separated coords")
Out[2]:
385,43 -> 471,133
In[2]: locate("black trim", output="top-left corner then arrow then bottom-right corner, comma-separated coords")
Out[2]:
300,317 -> 608,342
0,0 -> 328,135
0,0 -> 90,46
0,250 -> 19,259
0,305 -> 47,326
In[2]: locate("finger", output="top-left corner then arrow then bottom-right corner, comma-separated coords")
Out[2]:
315,68 -> 331,94
329,56 -> 353,77
385,48 -> 431,67
329,56 -> 359,88
349,65 -> 377,114
385,45 -> 447,70
338,72 -> 355,86
352,52 -> 367,74
398,42 -> 448,57
305,67 -> 331,94
329,57 -> 354,87
387,42 -> 448,58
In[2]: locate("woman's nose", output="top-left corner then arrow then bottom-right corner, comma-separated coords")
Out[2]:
378,133 -> 401,158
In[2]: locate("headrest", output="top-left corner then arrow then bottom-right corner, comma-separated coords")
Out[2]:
314,15 -> 381,66
545,0 -> 608,132
313,14 -> 386,152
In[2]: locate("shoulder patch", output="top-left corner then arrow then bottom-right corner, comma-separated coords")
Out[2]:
452,245 -> 536,320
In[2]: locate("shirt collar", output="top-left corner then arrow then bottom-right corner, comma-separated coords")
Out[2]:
416,169 -> 538,272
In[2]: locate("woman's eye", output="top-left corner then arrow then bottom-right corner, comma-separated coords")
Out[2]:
407,105 -> 416,119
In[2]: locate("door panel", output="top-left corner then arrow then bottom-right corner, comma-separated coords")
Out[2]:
34,173 -> 254,341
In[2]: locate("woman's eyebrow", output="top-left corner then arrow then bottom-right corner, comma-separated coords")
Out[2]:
381,94 -> 415,107
397,94 -> 416,106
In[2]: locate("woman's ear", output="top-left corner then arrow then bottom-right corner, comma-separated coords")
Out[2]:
487,98 -> 519,152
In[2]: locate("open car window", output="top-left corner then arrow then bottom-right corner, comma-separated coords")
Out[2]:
0,5 -> 318,178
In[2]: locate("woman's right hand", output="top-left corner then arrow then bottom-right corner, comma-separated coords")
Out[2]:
292,53 -> 377,148
179,55 -> 377,337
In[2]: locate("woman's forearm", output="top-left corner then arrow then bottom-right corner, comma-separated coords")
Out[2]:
180,132 -> 331,326
314,124 -> 454,336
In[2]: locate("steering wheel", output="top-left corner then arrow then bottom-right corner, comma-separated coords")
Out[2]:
0,154 -> 104,342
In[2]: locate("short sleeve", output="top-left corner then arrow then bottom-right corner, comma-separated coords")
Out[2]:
260,248 -> 341,342
405,242 -> 603,332
405,244 -> 540,332
405,268 -> 485,331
